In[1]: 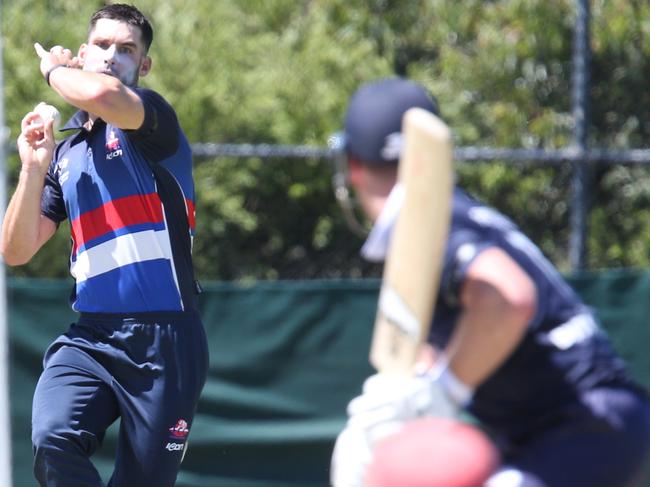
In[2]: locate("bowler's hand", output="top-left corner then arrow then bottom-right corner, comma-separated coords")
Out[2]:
17,111 -> 56,176
34,42 -> 82,78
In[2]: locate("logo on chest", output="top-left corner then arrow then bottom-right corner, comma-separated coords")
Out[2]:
106,131 -> 123,160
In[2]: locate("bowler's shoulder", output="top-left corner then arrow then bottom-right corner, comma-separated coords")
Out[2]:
131,87 -> 176,113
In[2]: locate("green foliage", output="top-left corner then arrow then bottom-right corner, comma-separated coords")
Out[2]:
2,0 -> 650,280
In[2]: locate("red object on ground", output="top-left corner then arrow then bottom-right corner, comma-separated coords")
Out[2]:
365,417 -> 500,487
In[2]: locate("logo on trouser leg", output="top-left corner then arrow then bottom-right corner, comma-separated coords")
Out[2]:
165,442 -> 185,452
165,418 -> 190,454
169,418 -> 190,439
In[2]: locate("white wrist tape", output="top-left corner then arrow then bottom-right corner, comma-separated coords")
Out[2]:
438,366 -> 474,407
429,356 -> 474,407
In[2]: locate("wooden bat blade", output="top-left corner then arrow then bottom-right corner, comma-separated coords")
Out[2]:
369,107 -> 454,374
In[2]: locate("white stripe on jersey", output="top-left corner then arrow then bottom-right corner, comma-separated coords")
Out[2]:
71,229 -> 174,283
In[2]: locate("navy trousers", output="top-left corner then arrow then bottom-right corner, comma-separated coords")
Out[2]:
31,310 -> 209,487
494,386 -> 650,487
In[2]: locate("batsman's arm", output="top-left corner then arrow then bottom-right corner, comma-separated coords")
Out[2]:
445,247 -> 536,388
34,43 -> 145,130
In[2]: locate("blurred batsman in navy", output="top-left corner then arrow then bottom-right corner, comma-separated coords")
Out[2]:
329,78 -> 650,487
0,4 -> 208,486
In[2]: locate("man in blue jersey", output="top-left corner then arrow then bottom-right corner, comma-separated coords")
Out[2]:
0,4 -> 208,486
330,78 -> 650,486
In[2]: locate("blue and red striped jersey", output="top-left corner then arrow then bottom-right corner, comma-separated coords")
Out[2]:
41,88 -> 197,313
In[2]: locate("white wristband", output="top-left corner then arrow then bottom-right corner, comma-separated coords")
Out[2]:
427,355 -> 474,407
438,366 -> 474,407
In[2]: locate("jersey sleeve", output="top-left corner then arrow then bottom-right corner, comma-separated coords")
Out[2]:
126,87 -> 180,163
439,226 -> 495,307
40,153 -> 67,224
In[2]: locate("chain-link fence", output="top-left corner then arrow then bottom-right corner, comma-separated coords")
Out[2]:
5,0 -> 650,282
187,0 -> 650,279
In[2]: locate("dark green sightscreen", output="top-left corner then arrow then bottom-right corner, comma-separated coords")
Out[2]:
8,273 -> 650,486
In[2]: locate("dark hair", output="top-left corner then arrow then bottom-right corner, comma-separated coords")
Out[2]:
89,4 -> 153,52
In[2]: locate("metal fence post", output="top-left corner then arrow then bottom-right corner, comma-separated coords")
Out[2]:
0,1 -> 14,485
569,0 -> 591,270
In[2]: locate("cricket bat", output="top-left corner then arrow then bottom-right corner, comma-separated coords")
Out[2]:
369,107 -> 454,374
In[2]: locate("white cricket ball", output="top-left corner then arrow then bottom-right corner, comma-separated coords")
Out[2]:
34,102 -> 61,131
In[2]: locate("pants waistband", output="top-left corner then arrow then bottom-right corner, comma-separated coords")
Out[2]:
78,309 -> 200,326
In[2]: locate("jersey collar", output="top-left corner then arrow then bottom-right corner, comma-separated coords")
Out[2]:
60,110 -> 92,132
360,182 -> 405,262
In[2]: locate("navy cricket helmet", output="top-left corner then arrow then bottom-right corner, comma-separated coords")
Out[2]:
343,78 -> 440,165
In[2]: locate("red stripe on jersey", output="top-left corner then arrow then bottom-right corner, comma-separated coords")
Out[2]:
186,198 -> 196,231
71,193 -> 164,254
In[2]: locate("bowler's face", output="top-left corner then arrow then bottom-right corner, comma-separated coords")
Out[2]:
80,18 -> 150,87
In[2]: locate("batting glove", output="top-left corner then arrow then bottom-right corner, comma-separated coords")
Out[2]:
330,369 -> 473,487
